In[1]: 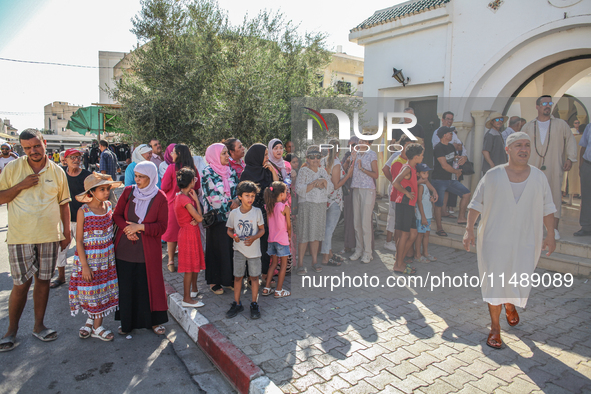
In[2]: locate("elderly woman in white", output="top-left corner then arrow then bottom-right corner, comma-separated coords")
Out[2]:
295,145 -> 333,275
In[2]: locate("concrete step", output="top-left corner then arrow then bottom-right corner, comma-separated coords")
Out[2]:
429,232 -> 591,277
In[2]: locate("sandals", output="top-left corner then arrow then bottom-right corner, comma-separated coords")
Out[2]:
486,331 -> 502,349
322,258 -> 341,267
153,325 -> 166,335
505,305 -> 520,326
79,318 -> 93,339
91,326 -> 113,342
332,254 -> 346,263
32,328 -> 58,342
50,279 -> 66,289
394,266 -> 416,275
296,267 -> 307,276
210,284 -> 224,295
262,287 -> 275,296
436,230 -> 448,237
0,335 -> 17,352
311,264 -> 323,273
167,263 -> 176,273
118,326 -> 129,336
425,254 -> 437,262
274,289 -> 291,298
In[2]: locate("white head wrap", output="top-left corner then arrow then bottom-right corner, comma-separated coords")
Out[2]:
505,131 -> 531,147
132,144 -> 153,164
132,161 -> 159,224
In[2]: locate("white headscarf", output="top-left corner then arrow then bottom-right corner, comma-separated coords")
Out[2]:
268,138 -> 287,179
132,144 -> 153,164
132,161 -> 159,224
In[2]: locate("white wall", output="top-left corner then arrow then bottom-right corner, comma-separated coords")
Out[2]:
98,51 -> 126,104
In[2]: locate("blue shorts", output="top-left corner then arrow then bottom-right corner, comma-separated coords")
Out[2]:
267,242 -> 290,257
416,218 -> 432,234
431,179 -> 470,207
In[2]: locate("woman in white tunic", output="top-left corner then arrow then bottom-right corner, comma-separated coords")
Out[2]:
463,132 -> 556,349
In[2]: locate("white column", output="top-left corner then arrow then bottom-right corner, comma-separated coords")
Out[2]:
470,110 -> 492,191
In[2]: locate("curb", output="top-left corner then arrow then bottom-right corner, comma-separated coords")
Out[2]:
165,283 -> 282,394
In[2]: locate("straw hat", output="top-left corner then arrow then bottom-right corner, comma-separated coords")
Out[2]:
485,112 -> 508,129
75,172 -> 122,202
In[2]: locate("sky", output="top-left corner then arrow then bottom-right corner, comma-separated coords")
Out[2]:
0,0 -> 404,131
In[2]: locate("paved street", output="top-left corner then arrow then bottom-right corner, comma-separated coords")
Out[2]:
0,204 -> 229,394
164,225 -> 591,393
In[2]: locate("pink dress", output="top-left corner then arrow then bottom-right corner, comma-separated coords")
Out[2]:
174,194 -> 205,273
268,202 -> 289,246
161,164 -> 200,242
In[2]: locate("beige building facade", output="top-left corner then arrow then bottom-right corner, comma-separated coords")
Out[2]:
44,101 -> 83,136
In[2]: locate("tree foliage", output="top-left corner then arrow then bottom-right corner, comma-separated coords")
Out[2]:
110,0 -> 355,153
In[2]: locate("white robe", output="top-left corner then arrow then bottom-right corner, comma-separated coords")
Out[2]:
468,165 -> 556,308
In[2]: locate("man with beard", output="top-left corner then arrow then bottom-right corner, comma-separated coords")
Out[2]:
0,129 -> 71,351
464,132 -> 556,349
522,95 -> 578,240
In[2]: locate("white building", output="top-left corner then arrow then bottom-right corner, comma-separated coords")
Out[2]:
98,51 -> 127,104
350,0 -> 591,191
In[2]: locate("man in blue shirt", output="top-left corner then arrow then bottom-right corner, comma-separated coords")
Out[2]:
98,140 -> 117,180
575,123 -> 591,236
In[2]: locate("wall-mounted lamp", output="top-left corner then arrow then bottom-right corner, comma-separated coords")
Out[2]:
392,68 -> 410,87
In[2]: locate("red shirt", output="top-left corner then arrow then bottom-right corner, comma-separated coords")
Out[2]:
395,164 -> 418,207
229,157 -> 245,177
389,156 -> 408,202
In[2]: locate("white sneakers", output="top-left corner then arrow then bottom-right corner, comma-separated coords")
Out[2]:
349,250 -> 363,261
361,253 -> 373,264
555,230 -> 561,240
384,241 -> 397,252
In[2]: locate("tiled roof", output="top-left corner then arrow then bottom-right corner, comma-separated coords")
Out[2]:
351,0 -> 451,32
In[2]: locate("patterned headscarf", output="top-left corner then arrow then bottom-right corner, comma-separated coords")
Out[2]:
205,143 -> 231,194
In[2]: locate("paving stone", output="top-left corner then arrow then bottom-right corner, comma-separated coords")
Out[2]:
387,361 -> 421,380
389,374 -> 429,394
552,370 -> 591,393
291,371 -> 326,392
363,369 -> 401,390
292,358 -> 324,376
339,366 -> 375,385
341,380 -> 380,394
466,373 -> 508,392
419,379 -> 459,394
459,358 -> 497,378
431,356 -> 469,374
500,376 -> 542,392
408,353 -> 441,370
488,365 -> 525,383
336,352 -> 372,370
411,365 -> 449,384
441,369 -> 479,390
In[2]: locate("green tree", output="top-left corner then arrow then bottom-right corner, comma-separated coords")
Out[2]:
111,0 -> 357,152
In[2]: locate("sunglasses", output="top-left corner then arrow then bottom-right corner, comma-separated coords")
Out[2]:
493,118 -> 503,122
1,148 -> 9,151
307,154 -> 321,160
540,102 -> 553,107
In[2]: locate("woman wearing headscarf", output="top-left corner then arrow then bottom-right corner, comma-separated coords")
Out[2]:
240,143 -> 278,280
159,143 -> 176,179
114,161 -> 168,335
161,144 -> 200,272
125,144 -> 153,186
202,143 -> 240,295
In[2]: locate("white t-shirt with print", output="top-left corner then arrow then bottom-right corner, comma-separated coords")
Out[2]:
226,206 -> 264,258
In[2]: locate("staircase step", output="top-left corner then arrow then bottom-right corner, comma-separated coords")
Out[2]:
429,232 -> 591,277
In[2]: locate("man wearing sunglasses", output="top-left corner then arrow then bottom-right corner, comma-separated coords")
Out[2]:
482,112 -> 508,174
0,143 -> 16,174
522,95 -> 578,240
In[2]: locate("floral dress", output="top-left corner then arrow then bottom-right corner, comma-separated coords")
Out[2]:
69,202 -> 119,318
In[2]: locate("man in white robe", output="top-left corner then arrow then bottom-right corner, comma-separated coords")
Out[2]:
522,95 -> 578,240
463,132 -> 556,349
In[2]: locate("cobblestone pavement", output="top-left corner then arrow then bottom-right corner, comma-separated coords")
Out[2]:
163,227 -> 591,394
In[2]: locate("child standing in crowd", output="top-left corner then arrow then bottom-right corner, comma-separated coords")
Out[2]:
414,163 -> 437,263
226,181 -> 265,319
175,167 -> 205,308
69,173 -> 121,341
392,144 -> 424,275
263,181 -> 291,298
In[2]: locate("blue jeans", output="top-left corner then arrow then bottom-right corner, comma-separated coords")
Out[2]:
321,203 -> 341,254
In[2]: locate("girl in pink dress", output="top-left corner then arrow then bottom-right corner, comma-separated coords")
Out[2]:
161,144 -> 200,272
174,167 -> 206,307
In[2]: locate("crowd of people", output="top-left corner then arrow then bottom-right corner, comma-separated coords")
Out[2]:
0,94 -> 589,352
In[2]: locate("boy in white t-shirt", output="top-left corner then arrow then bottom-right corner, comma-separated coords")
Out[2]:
226,181 -> 265,319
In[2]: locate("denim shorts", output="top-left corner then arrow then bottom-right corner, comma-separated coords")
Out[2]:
233,251 -> 261,278
267,242 -> 291,257
416,218 -> 432,234
431,179 -> 470,207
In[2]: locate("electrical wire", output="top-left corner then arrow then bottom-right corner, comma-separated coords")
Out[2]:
0,57 -> 112,69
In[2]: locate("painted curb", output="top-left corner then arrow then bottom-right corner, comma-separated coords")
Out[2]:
165,284 -> 281,394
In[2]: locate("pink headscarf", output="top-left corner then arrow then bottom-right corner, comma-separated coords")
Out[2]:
206,143 -> 231,194
163,143 -> 176,165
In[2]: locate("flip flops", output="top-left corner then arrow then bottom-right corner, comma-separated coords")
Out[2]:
32,328 -> 58,342
436,230 -> 448,237
394,265 -> 416,275
322,258 -> 341,267
0,335 -> 17,352
49,279 -> 66,289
